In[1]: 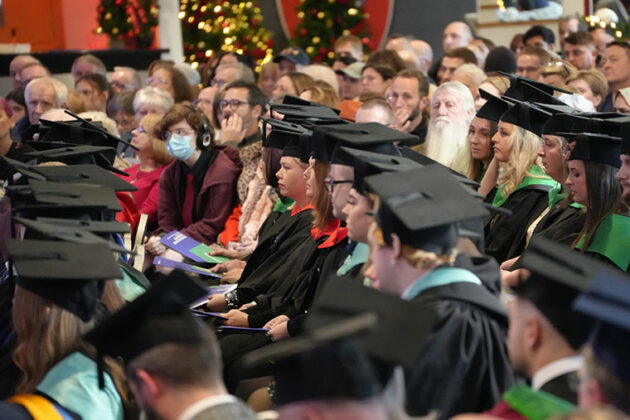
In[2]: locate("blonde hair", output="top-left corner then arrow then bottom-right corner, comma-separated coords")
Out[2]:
566,69 -> 609,99
141,113 -> 174,166
497,124 -> 544,198
301,80 -> 341,108
78,111 -> 120,137
481,75 -> 511,95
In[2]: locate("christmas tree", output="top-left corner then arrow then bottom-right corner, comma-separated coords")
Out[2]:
96,0 -> 158,49
292,0 -> 370,62
179,0 -> 274,71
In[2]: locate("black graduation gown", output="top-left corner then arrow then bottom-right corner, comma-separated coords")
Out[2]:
454,253 -> 501,297
405,281 -> 515,419
539,371 -> 579,404
531,205 -> 586,246
0,142 -> 35,181
0,279 -> 20,399
484,186 -> 551,264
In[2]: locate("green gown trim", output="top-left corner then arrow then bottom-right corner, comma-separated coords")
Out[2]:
576,214 -> 630,270
493,165 -> 558,208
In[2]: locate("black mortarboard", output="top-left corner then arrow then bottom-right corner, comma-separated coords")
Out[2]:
270,104 -> 341,124
83,270 -> 207,363
242,311 -> 382,405
6,239 -> 121,321
534,102 -> 581,115
542,113 -> 583,136
15,217 -> 132,254
562,132 -> 622,168
573,269 -> 630,385
35,217 -> 130,235
506,81 -> 567,106
311,122 -> 410,163
365,165 -> 488,254
340,147 -> 422,194
602,116 -> 630,155
265,127 -> 311,163
1,158 -> 135,192
26,179 -> 121,212
500,71 -> 572,97
477,90 -> 512,122
23,145 -> 123,175
500,98 -> 551,137
514,237 -> 597,348
303,277 -> 439,369
282,95 -> 341,115
398,146 -> 480,188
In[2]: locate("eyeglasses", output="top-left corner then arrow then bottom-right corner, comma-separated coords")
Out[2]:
193,98 -> 213,107
147,76 -> 168,86
211,78 -> 227,88
323,177 -> 353,193
218,99 -> 250,110
110,81 -> 135,91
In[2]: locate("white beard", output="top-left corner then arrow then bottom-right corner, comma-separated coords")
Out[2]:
425,117 -> 471,175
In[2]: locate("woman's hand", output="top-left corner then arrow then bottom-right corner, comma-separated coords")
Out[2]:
206,294 -> 228,312
267,321 -> 290,342
210,259 -> 246,273
263,315 -> 289,330
220,267 -> 244,284
224,309 -> 249,327
144,235 -> 166,255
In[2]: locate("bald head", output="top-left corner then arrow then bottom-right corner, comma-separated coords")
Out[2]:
443,21 -> 473,53
411,39 -> 433,73
10,55 -> 41,90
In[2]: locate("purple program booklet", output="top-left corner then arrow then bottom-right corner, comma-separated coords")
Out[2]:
160,230 -> 229,264
153,256 -> 222,279
190,308 -> 228,320
219,326 -> 270,332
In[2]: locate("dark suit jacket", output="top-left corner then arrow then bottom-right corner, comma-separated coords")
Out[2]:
189,400 -> 258,420
540,371 -> 579,405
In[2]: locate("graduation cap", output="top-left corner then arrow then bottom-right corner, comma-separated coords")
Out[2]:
25,179 -> 121,212
500,71 -> 572,96
562,132 -> 622,168
534,102 -> 581,115
600,116 -> 630,155
264,126 -> 311,163
303,277 -> 440,369
23,145 -> 125,175
1,158 -> 135,192
311,122 -> 411,163
399,146 -> 480,188
340,147 -> 422,194
500,98 -> 552,137
507,81 -> 567,106
476,89 -> 512,122
34,217 -> 131,235
365,165 -> 488,254
242,310 -> 383,405
83,270 -> 208,385
514,237 -> 598,349
15,217 -> 132,255
6,239 -> 121,322
573,269 -> 630,385
270,104 -> 341,124
282,94 -> 341,115
542,113 -> 584,136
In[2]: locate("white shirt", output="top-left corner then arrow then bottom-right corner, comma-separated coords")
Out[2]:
177,394 -> 239,420
531,356 -> 583,391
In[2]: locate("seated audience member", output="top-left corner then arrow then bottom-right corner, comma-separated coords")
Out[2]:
467,104 -> 497,182
563,133 -> 629,271
258,61 -> 279,100
205,51 -> 241,85
78,111 -> 120,136
479,75 -> 511,99
301,64 -> 340,95
523,25 -> 556,52
109,66 -> 141,94
148,64 -> 194,103
443,21 -> 474,53
619,136 -> 630,203
24,77 -> 68,126
5,89 -> 26,125
511,33 -> 525,55
65,90 -> 86,115
212,62 -> 256,88
355,98 -> 395,125
574,270 -> 630,415
484,46 -> 517,76
271,72 -> 314,102
133,86 -> 174,125
411,38 -> 434,74
7,241 -> 129,420
273,46 -> 310,76
588,26 -> 614,56
8,55 -> 39,90
599,41 -> 630,112
361,64 -> 396,97
336,62 -> 364,100
481,98 -> 557,264
299,80 -> 341,108
118,113 -> 173,230
453,63 -> 487,109
541,60 -> 577,88
0,98 -> 34,181
107,90 -> 137,136
563,32 -> 598,70
366,49 -> 408,74
423,81 -> 475,175
194,86 -> 216,126
75,73 -> 109,112
566,69 -> 608,110
18,63 -> 50,90
470,36 -> 494,68
71,54 -> 106,83
144,103 -> 241,249
334,34 -> 364,62
438,47 -> 477,84
517,46 -> 553,81
84,273 -> 259,420
559,15 -> 581,44
387,69 -> 430,142
364,165 -> 513,418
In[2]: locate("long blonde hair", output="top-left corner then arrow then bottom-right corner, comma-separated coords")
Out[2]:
497,124 -> 544,198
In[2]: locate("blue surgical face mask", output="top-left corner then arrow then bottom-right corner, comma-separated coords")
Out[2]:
167,134 -> 195,160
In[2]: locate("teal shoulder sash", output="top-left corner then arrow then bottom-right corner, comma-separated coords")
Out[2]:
403,267 -> 481,300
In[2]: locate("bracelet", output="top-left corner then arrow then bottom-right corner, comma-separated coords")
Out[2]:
225,290 -> 240,310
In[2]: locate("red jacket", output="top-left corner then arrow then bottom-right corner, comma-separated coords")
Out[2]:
157,146 -> 241,244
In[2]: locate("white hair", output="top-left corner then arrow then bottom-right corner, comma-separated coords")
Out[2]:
112,66 -> 142,89
25,77 -> 68,107
79,111 -> 120,136
301,64 -> 340,94
453,64 -> 486,87
133,86 -> 174,113
432,81 -> 476,117
175,62 -> 201,86
215,62 -> 255,84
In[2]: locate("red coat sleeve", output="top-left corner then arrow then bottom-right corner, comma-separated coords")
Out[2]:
157,164 -> 184,235
139,177 -> 161,228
